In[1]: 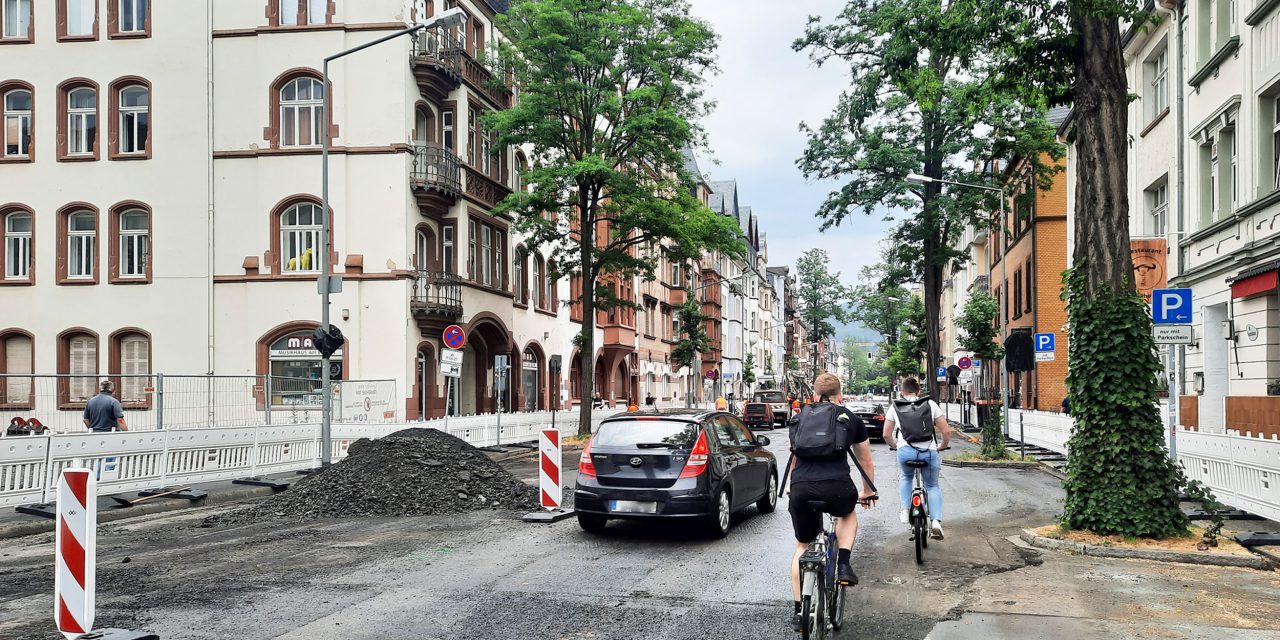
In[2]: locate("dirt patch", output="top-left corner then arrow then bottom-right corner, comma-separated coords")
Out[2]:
1031,524 -> 1255,557
228,428 -> 538,520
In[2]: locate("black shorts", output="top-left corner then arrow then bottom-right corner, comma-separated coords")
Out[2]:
788,478 -> 858,543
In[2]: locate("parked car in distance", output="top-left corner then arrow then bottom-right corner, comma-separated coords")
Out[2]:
574,409 -> 778,538
844,401 -> 886,441
750,390 -> 790,426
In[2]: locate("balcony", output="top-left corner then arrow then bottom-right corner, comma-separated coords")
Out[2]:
970,275 -> 989,293
411,143 -> 463,217
410,31 -> 462,103
411,271 -> 463,334
457,50 -> 512,110
464,166 -> 512,209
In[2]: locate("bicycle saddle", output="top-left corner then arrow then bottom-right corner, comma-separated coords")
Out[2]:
806,500 -> 831,511
904,459 -> 930,468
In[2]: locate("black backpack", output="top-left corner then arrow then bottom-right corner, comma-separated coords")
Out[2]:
893,396 -> 936,446
790,402 -> 849,459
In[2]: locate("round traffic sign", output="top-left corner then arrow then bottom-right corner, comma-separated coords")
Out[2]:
705,369 -> 718,379
958,356 -> 972,370
443,324 -> 466,350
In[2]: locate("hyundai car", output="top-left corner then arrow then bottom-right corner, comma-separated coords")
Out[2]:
574,409 -> 778,537
845,401 -> 887,442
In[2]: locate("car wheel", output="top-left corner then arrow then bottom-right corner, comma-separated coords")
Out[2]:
577,512 -> 608,534
756,472 -> 778,513
707,488 -> 732,538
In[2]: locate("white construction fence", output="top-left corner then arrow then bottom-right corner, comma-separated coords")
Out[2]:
1007,408 -> 1280,523
0,408 -> 623,509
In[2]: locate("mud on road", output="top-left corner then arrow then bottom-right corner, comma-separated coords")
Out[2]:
0,437 -> 1064,640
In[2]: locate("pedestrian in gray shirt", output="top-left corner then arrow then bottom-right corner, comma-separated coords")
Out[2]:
83,381 -> 129,432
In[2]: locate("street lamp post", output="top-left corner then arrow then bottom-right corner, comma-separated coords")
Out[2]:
317,8 -> 466,466
905,173 -> 1008,437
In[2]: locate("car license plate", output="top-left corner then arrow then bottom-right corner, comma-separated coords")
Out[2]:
609,500 -> 658,514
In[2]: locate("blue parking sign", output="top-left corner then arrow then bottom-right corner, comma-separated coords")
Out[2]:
1152,288 -> 1193,324
1034,333 -> 1055,352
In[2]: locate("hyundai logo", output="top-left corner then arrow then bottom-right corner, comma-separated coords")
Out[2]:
629,457 -> 643,468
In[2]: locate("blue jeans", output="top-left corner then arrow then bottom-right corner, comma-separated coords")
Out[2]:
897,446 -> 942,521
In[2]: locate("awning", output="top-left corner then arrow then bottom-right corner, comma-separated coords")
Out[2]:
1229,261 -> 1280,299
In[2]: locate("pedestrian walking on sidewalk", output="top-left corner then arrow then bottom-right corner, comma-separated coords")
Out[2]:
84,380 -> 129,432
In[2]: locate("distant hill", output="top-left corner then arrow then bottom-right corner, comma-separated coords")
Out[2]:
833,320 -> 881,344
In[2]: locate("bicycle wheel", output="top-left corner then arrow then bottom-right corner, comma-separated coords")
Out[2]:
829,584 -> 847,631
914,521 -> 925,565
813,581 -> 828,639
800,594 -> 814,640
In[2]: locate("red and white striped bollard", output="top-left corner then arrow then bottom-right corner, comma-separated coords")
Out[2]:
55,467 -> 96,639
539,428 -> 561,509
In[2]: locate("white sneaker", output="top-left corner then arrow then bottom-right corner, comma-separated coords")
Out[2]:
931,520 -> 945,540
899,509 -> 909,525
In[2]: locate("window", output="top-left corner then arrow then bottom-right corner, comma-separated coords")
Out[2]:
4,210 -> 31,280
67,210 -> 96,280
468,107 -> 477,166
514,247 -> 526,303
111,331 -> 149,405
2,0 -> 32,41
116,84 -> 148,155
441,109 -> 454,151
1147,46 -> 1168,121
1231,139 -> 1238,211
262,327 -> 342,407
1273,96 -> 1280,191
1210,137 -> 1219,219
441,223 -> 454,273
280,203 -> 322,273
415,228 -> 431,272
117,0 -> 147,33
1,331 -> 33,408
62,0 -> 95,38
59,331 -> 98,406
467,222 -> 475,277
118,209 -> 148,279
533,255 -> 545,309
3,87 -> 31,158
1012,269 -> 1022,319
276,0 -> 330,26
1148,181 -> 1168,235
280,0 -> 298,25
280,77 -> 324,148
1025,259 -> 1032,314
67,86 -> 97,156
480,224 -> 492,286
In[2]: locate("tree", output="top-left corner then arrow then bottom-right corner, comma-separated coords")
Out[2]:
957,292 -> 1008,458
672,290 -> 710,405
794,248 -> 853,371
884,295 -> 926,378
794,0 -> 1062,399
742,353 -> 757,389
981,0 -> 1188,537
851,258 -> 912,347
493,0 -> 745,435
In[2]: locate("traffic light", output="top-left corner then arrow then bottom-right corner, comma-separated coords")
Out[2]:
312,325 -> 345,358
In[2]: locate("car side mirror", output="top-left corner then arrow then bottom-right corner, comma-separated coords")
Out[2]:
755,435 -> 771,446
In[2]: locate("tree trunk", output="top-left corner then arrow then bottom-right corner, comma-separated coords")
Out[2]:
922,258 -> 943,399
577,194 -> 596,437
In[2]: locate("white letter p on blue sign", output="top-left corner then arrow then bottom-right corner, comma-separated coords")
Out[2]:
1152,288 -> 1193,324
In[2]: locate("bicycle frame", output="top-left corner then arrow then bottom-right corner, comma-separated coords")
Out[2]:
799,512 -> 842,638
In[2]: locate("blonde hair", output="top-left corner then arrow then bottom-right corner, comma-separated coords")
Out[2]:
814,373 -> 841,399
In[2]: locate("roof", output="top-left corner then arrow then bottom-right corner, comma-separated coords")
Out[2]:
681,148 -> 704,182
1046,105 -> 1072,128
1227,260 -> 1280,284
483,0 -> 511,13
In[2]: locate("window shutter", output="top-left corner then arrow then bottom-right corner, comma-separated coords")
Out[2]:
5,335 -> 32,404
69,335 -> 96,401
121,335 -> 148,402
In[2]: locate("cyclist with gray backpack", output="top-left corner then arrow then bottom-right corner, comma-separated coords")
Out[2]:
782,373 -> 876,631
883,377 -> 951,539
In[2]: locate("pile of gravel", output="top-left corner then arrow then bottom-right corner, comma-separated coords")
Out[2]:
250,427 -> 537,518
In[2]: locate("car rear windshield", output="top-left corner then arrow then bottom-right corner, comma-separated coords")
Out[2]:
753,392 -> 786,403
593,420 -> 701,449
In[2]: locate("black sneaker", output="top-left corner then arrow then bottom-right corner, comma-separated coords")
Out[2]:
837,563 -> 858,586
792,612 -> 803,632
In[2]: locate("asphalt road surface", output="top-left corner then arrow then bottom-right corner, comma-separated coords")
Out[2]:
0,431 -> 1065,639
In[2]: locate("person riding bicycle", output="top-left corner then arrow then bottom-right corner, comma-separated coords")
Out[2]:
882,377 -> 951,540
784,373 -> 876,631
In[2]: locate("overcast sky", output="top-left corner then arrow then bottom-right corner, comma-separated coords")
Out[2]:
686,0 -> 896,289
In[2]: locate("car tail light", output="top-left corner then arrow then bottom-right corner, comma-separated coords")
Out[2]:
679,430 -> 711,478
912,494 -> 923,507
873,415 -> 884,422
578,438 -> 597,479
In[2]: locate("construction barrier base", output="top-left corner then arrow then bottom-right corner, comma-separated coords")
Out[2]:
77,628 -> 160,639
231,477 -> 291,490
137,488 -> 208,502
1188,509 -> 1264,521
15,502 -> 56,519
523,508 -> 575,523
1235,531 -> 1280,548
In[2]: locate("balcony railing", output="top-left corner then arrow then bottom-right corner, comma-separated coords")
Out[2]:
411,143 -> 463,196
411,29 -> 463,75
464,166 -> 512,209
971,275 -> 989,293
411,271 -> 463,316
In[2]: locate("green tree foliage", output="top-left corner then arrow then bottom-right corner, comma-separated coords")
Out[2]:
794,0 -> 1062,398
956,292 -> 1004,361
842,337 -> 888,394
795,249 -> 853,351
672,291 -> 710,404
742,353 -> 757,387
493,0 -> 744,434
884,296 -> 926,377
851,254 -> 912,347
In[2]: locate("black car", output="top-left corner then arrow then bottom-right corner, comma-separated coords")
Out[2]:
574,409 -> 778,538
844,402 -> 887,441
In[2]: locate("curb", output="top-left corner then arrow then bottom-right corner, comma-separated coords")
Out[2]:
0,485 -> 278,541
489,443 -> 585,463
942,459 -> 1040,470
1019,528 -> 1274,571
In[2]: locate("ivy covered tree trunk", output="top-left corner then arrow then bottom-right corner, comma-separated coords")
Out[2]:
1061,12 -> 1186,537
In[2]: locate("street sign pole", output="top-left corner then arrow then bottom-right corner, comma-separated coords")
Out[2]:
1167,346 -> 1178,461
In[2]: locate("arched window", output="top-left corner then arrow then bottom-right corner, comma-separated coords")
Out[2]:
259,323 -> 344,407
3,86 -> 32,158
66,86 -> 97,156
279,77 -> 324,148
3,209 -> 32,281
116,84 -> 149,155
415,227 -> 433,272
66,209 -> 96,280
513,246 -> 526,303
280,202 -> 322,273
0,330 -> 33,408
110,330 -> 150,405
532,254 -> 545,309
414,106 -> 433,147
58,329 -> 98,405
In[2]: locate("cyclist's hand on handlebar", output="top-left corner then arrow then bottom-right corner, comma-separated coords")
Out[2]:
858,490 -> 878,508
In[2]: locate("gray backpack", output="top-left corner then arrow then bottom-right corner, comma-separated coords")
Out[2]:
893,396 -> 936,446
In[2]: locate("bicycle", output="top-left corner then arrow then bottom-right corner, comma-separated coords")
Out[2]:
897,446 -> 949,565
796,497 -> 873,639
